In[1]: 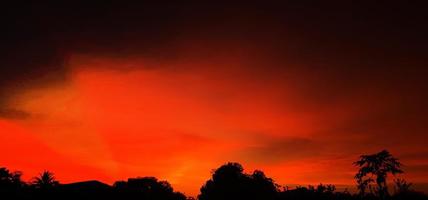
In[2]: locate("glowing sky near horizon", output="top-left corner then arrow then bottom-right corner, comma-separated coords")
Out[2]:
1,52 -> 428,196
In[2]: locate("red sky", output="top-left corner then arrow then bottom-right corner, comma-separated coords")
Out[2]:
2,50 -> 428,196
1,2 -> 428,197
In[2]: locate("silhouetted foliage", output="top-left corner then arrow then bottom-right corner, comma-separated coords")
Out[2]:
198,162 -> 278,200
112,177 -> 186,200
394,178 -> 412,194
0,167 -> 24,188
277,184 -> 351,200
354,150 -> 403,199
0,152 -> 427,200
0,167 -> 26,198
32,170 -> 59,189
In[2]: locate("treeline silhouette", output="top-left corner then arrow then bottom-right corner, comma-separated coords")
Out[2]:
1,150 -> 427,200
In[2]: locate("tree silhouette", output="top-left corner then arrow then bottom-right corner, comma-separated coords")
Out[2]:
32,170 -> 59,189
354,150 -> 403,199
0,167 -> 26,199
198,162 -> 278,200
0,167 -> 23,187
113,177 -> 186,200
1,157 -> 428,200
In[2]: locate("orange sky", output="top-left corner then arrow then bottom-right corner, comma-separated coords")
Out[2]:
1,50 -> 428,196
2,2 -> 428,197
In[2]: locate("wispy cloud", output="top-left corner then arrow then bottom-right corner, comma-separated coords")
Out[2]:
0,108 -> 31,120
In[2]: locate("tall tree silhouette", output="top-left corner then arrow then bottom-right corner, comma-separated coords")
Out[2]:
32,170 -> 59,189
354,150 -> 403,199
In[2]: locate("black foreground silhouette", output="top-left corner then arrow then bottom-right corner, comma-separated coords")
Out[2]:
1,150 -> 427,200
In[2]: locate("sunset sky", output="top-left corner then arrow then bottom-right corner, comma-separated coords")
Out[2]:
1,2 -> 428,196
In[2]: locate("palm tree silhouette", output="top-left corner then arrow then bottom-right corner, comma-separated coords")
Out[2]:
32,170 -> 59,189
354,150 -> 403,199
